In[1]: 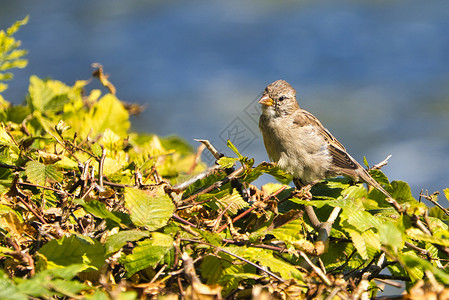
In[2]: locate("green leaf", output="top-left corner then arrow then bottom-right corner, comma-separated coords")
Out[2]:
245,161 -> 292,184
91,143 -> 103,158
201,254 -> 258,296
368,169 -> 390,187
121,232 -> 173,276
28,76 -> 69,112
362,229 -> 380,258
346,229 -> 368,260
444,188 -> 449,202
78,199 -> 123,226
0,270 -> 28,300
407,228 -> 449,247
400,253 -> 449,284
37,235 -> 105,270
124,187 -> 174,230
378,220 -> 404,251
0,17 -> 28,94
344,211 -> 382,232
90,94 -> 130,137
227,140 -> 243,159
25,161 -> 63,185
215,188 -> 249,215
390,181 -> 415,202
217,156 -> 238,169
362,156 -> 369,168
105,230 -> 150,255
5,16 -> 29,36
226,247 -> 303,280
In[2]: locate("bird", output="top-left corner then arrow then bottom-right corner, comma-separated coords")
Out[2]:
258,79 -> 393,200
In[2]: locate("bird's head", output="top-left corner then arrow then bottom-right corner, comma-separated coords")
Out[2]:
259,80 -> 299,117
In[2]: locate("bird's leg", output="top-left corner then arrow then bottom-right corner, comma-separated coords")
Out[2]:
292,178 -> 317,200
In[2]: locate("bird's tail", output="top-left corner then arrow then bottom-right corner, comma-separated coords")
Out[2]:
358,168 -> 393,199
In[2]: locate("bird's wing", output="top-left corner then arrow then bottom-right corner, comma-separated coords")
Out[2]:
328,144 -> 359,170
293,110 -> 346,150
293,110 -> 359,170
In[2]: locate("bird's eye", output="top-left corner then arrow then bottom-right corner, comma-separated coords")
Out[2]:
279,96 -> 287,101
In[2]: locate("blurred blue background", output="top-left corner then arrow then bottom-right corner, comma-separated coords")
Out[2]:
1,0 -> 449,200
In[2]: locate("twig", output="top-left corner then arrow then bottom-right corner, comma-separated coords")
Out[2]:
370,155 -> 392,170
405,241 -> 429,255
421,190 -> 449,216
374,274 -> 411,282
179,166 -> 245,205
92,63 -> 116,95
181,238 -> 284,282
373,277 -> 405,288
5,237 -> 35,276
194,139 -> 223,160
0,162 -> 25,171
16,196 -> 47,224
149,264 -> 167,284
298,250 -> 332,286
98,148 -> 106,189
188,144 -> 206,175
18,181 -> 70,196
172,165 -> 221,192
217,185 -> 287,233
172,214 -> 197,228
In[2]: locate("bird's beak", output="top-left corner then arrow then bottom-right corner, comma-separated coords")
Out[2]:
258,94 -> 274,106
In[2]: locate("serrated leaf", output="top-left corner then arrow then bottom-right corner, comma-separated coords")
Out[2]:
124,187 -> 174,230
400,251 -> 424,282
346,229 -> 368,260
362,229 -> 380,258
105,230 -> 150,255
368,169 -> 390,187
216,188 -> 249,215
121,232 -> 173,276
226,247 -> 303,280
201,254 -> 257,295
25,161 -> 63,185
38,235 -> 105,270
344,211 -> 382,232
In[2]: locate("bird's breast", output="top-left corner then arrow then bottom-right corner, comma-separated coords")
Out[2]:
259,116 -> 332,183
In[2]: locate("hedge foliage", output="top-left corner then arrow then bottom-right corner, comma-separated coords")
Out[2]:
1,17 -> 449,299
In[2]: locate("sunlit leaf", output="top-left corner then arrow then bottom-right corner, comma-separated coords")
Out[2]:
105,230 -> 150,255
124,187 -> 174,230
25,160 -> 63,185
38,235 -> 105,270
120,232 -> 173,276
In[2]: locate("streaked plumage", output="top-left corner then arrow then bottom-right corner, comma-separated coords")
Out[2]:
258,79 -> 392,199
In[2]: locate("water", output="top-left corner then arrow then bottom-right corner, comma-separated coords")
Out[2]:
1,0 -> 449,200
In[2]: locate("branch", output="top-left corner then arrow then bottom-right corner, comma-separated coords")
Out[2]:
299,251 -> 332,286
194,139 -> 223,160
181,238 -> 284,282
178,166 -> 245,206
370,155 -> 392,170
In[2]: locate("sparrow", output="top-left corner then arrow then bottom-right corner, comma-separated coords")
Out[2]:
258,79 -> 392,199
